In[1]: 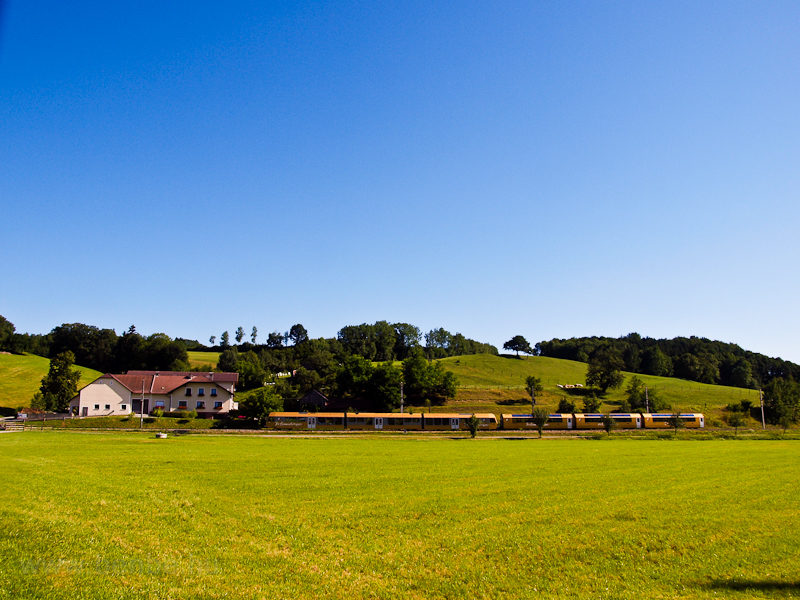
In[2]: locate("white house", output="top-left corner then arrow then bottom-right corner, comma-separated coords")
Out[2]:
70,371 -> 239,418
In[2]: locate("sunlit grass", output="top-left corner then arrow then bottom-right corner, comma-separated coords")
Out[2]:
0,353 -> 101,409
0,433 -> 797,599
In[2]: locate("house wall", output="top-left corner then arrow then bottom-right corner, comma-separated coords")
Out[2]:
70,379 -> 132,416
169,383 -> 236,415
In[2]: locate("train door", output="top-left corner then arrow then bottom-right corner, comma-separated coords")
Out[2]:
375,417 -> 383,430
567,416 -> 573,429
307,416 -> 316,429
635,415 -> 642,428
450,418 -> 460,430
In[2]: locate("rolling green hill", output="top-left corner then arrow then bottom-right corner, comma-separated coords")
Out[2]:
0,353 -> 102,410
427,354 -> 760,424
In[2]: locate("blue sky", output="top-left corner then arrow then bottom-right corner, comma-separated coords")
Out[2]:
2,1 -> 799,362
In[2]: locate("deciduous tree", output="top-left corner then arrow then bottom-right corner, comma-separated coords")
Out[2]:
503,335 -> 533,357
585,347 -> 625,392
39,351 -> 81,412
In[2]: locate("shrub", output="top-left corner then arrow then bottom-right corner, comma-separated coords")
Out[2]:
556,398 -> 576,414
187,410 -> 198,420
151,408 -> 164,418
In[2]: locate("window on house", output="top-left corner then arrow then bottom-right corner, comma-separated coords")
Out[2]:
155,400 -> 165,408
94,404 -> 99,410
121,405 -> 127,411
198,388 -> 204,396
214,401 -> 223,409
185,388 -> 192,396
178,401 -> 187,409
210,389 -> 217,397
105,405 -> 110,410
196,401 -> 205,409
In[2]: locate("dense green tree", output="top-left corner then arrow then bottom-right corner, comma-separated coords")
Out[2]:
266,332 -> 283,349
402,349 -> 457,403
49,323 -> 117,372
251,326 -> 258,345
142,333 -> 188,371
372,320 -> 396,362
218,347 -> 239,373
762,378 -> 800,425
367,363 -> 402,411
335,355 -> 375,399
209,335 -> 216,346
235,351 -> 267,390
39,351 -> 81,412
220,331 -> 230,348
393,323 -> 421,359
585,347 -> 625,392
239,386 -> 283,426
289,324 -> 309,346
424,328 -> 452,359
0,316 -> 15,351
503,335 -> 533,357
235,327 -> 245,344
641,347 -> 672,377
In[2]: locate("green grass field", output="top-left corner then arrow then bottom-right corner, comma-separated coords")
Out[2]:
186,351 -> 220,369
0,433 -> 797,599
0,354 -> 102,410
433,354 -> 760,424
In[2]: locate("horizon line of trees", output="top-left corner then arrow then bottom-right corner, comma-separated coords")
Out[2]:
535,333 -> 799,389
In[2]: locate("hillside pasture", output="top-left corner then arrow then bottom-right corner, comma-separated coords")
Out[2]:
0,433 -> 797,599
186,350 -> 220,369
0,353 -> 101,410
436,354 -> 760,422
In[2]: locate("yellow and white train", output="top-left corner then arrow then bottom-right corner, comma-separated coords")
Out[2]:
265,411 -> 704,431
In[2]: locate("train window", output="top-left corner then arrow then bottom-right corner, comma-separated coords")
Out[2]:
550,417 -> 562,423
335,418 -> 342,425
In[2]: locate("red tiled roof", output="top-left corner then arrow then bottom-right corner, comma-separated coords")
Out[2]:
126,370 -> 239,383
103,372 -> 234,394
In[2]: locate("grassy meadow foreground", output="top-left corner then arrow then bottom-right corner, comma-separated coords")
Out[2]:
1,433 -> 798,599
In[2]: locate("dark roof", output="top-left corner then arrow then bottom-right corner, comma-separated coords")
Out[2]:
299,389 -> 329,406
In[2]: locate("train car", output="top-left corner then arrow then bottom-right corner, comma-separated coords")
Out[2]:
382,414 -> 424,430
573,414 -> 607,429
269,412 -> 346,430
422,413 -> 498,431
641,413 -> 705,429
501,414 -> 574,430
608,413 -> 642,429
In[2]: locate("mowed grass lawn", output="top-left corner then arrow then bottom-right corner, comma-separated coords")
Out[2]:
1,434 -> 798,599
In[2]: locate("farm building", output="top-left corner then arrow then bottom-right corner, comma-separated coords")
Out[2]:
69,371 -> 239,418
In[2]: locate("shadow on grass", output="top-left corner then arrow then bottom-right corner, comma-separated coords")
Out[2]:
703,579 -> 800,592
496,399 -> 530,406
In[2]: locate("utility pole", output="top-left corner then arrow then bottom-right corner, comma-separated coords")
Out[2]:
140,377 -> 145,429
645,385 -> 650,413
760,388 -> 766,430
530,384 -> 536,415
400,382 -> 404,413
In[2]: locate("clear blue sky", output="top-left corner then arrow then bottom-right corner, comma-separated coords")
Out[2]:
2,1 -> 798,362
